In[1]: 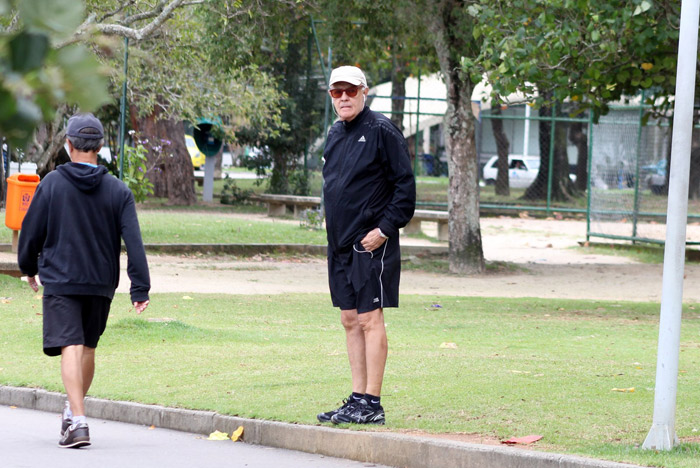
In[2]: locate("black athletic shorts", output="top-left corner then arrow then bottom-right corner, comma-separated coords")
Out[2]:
327,235 -> 401,313
42,295 -> 112,357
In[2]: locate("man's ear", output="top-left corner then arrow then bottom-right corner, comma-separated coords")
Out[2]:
66,139 -> 74,153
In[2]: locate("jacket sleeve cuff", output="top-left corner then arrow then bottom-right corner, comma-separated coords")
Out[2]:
378,220 -> 397,239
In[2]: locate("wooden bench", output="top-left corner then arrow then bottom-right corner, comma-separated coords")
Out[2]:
254,194 -> 322,217
405,209 -> 449,241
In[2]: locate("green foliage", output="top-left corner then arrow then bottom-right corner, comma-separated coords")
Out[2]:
299,208 -> 324,230
219,178 -> 253,205
0,0 -> 110,148
204,2 -> 325,195
121,143 -> 154,204
320,0 -> 437,86
81,1 -> 284,143
470,0 -> 680,117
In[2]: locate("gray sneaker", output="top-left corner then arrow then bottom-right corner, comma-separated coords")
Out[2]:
60,405 -> 72,436
58,422 -> 91,449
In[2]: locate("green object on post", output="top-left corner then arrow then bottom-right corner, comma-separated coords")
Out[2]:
193,118 -> 223,157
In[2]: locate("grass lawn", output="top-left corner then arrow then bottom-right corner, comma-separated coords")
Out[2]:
1,274 -> 699,467
135,211 -> 327,245
0,208 -> 327,245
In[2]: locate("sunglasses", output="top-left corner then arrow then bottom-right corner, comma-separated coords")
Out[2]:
328,86 -> 362,99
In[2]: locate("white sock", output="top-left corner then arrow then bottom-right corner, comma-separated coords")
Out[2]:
63,401 -> 73,419
72,415 -> 87,426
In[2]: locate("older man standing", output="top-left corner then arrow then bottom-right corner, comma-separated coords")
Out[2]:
18,113 -> 150,448
317,66 -> 416,425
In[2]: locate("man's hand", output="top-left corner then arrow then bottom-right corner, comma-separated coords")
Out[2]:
133,300 -> 150,314
360,228 -> 387,252
27,276 -> 39,293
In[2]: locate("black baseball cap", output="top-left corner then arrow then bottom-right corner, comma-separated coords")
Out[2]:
66,113 -> 104,140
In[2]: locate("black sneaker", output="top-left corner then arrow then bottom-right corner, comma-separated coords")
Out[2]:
331,399 -> 385,425
316,396 -> 359,423
59,423 -> 91,449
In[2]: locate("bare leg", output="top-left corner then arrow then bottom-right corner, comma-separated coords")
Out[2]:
341,309 -> 367,394
357,308 -> 387,397
82,347 -> 96,395
61,345 -> 86,416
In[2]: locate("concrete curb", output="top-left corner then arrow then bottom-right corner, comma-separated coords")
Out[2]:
0,386 -> 642,468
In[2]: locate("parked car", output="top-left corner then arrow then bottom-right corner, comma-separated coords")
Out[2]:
641,159 -> 667,194
186,134 -> 206,169
482,155 -> 541,189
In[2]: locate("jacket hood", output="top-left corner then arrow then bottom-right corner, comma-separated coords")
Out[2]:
56,162 -> 109,192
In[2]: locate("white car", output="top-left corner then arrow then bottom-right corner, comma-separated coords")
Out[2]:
482,155 -> 541,189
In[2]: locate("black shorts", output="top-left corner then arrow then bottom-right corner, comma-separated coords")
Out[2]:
327,236 -> 401,313
42,295 -> 112,357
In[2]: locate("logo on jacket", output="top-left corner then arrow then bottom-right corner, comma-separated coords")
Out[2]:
358,135 -> 366,143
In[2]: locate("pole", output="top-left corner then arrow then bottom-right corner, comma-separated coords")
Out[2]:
523,105 -> 531,157
413,68 -> 421,176
118,34 -> 129,180
545,103 -> 556,216
585,111 -> 594,243
642,0 -> 700,451
631,91 -> 646,242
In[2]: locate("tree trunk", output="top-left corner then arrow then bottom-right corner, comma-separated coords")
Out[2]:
523,103 -> 576,201
390,69 -> 406,134
569,121 -> 588,192
131,106 -> 195,205
267,149 -> 290,194
430,1 -> 484,275
491,106 -> 510,196
689,147 -> 700,199
26,104 -> 71,178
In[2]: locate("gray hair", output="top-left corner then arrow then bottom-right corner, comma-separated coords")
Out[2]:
67,127 -> 104,152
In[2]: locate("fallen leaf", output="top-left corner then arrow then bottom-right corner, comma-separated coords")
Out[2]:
149,425 -> 156,430
207,430 -> 229,440
182,296 -> 193,300
10,405 -> 17,409
439,342 -> 458,349
612,387 -> 635,393
502,435 -> 543,445
231,426 -> 244,442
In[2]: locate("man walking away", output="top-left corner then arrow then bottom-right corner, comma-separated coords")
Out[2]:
18,113 -> 150,448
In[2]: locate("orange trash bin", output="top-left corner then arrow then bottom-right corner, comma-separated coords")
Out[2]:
5,173 -> 41,231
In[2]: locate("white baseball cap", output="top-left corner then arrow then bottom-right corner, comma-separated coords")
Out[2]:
329,66 -> 367,87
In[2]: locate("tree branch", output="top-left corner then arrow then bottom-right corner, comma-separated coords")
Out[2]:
97,0 -> 187,41
57,0 -> 192,47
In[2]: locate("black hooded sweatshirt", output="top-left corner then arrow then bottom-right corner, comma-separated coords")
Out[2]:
323,106 -> 416,253
18,163 -> 150,303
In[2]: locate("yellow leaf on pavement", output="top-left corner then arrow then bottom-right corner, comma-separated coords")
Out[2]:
231,426 -> 244,442
207,430 -> 229,440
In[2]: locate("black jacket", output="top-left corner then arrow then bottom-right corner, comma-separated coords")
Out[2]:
323,106 -> 416,252
17,163 -> 150,302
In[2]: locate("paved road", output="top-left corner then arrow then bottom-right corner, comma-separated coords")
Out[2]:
2,405 -> 387,468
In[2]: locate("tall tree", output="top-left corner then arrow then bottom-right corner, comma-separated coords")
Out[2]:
427,0 -> 485,274
470,0 -> 680,199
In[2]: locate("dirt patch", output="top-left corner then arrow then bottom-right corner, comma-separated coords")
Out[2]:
114,216 -> 700,302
